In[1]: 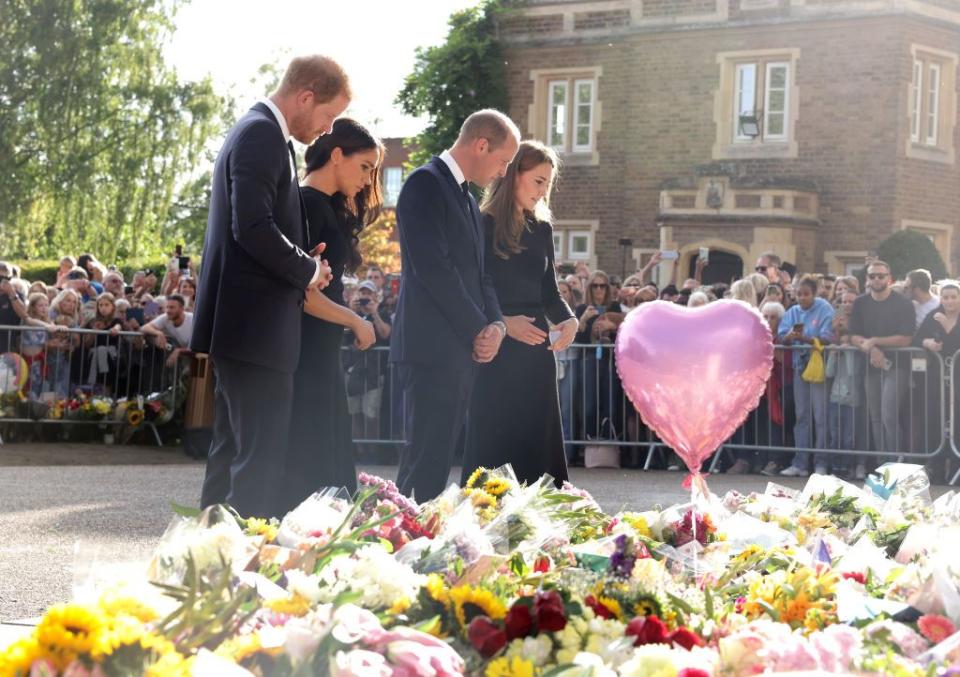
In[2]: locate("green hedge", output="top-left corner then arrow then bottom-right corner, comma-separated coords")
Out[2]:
876,230 -> 950,280
12,258 -> 174,285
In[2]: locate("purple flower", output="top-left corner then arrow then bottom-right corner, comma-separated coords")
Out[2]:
609,534 -> 636,578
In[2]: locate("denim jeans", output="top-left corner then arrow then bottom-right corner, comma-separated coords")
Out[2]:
789,370 -> 829,471
864,365 -> 909,456
827,402 -> 855,473
558,354 -> 580,461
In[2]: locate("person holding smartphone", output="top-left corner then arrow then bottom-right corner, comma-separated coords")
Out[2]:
778,275 -> 836,477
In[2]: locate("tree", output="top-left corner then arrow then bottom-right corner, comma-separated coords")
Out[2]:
0,0 -> 228,261
876,230 -> 950,280
359,210 -> 401,274
395,0 -> 510,168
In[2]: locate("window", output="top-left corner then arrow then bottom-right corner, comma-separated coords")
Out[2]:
731,60 -> 790,143
546,78 -> 595,153
568,230 -> 591,260
383,167 -> 403,207
530,67 -> 602,161
714,49 -> 799,159
552,221 -> 598,266
907,45 -> 958,164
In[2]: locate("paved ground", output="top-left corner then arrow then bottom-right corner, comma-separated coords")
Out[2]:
0,443 -> 951,636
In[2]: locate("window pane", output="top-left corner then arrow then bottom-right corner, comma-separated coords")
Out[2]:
911,60 -> 922,142
568,230 -> 590,259
926,63 -> 940,145
553,232 -> 563,256
734,63 -> 757,140
548,81 -> 567,149
763,62 -> 789,140
384,167 -> 402,207
573,80 -> 594,151
768,66 -> 786,89
766,112 -> 784,136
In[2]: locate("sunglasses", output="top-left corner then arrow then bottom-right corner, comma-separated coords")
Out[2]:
867,273 -> 888,280
591,283 -> 609,288
755,265 -> 769,273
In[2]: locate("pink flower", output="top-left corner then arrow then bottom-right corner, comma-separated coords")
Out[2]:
30,660 -> 58,677
918,614 -> 957,645
809,625 -> 862,672
386,639 -> 465,676
330,649 -> 392,676
866,620 -> 928,659
331,604 -> 382,644
63,661 -> 93,677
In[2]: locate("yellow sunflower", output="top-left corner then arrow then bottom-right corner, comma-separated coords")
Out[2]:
449,585 -> 507,628
98,591 -> 158,623
389,596 -> 412,615
36,603 -> 106,662
483,478 -> 511,497
144,650 -> 194,677
466,467 -> 489,489
127,408 -> 144,427
425,573 -> 450,606
486,655 -> 536,677
632,594 -> 662,619
469,490 -> 497,509
597,595 -> 624,620
264,593 -> 312,617
0,635 -> 43,676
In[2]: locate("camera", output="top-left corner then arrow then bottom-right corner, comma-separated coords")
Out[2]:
359,298 -> 372,307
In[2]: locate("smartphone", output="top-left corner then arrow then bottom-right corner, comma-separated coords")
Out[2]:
178,256 -> 190,272
124,285 -> 134,295
127,307 -> 145,325
699,247 -> 710,263
660,250 -> 679,261
792,323 -> 804,334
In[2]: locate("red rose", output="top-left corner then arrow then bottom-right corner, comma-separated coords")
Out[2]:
625,615 -> 668,646
534,556 -> 551,573
678,669 -> 711,677
842,571 -> 867,585
505,604 -> 533,640
668,627 -> 704,650
468,616 -> 507,657
534,591 -> 567,632
585,595 -> 615,620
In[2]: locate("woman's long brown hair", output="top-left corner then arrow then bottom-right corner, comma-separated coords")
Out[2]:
480,140 -> 558,260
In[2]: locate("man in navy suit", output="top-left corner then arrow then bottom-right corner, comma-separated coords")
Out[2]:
192,56 -> 350,518
390,110 -> 520,500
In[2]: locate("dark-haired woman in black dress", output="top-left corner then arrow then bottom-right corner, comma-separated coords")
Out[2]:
461,141 -> 578,487
281,118 -> 384,512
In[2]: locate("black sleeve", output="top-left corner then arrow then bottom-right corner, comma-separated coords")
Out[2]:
480,214 -> 504,325
896,297 -> 917,337
229,120 -> 317,290
396,171 -> 489,343
540,223 -> 574,325
848,296 -> 865,337
913,311 -> 938,347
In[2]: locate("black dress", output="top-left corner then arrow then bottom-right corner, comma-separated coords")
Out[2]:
284,188 -> 357,510
462,215 -> 574,486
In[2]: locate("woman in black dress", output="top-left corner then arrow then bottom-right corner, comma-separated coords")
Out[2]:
284,119 -> 382,511
462,141 -> 578,487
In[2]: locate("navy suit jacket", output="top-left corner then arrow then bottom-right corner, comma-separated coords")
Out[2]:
191,103 -> 317,373
390,156 -> 503,367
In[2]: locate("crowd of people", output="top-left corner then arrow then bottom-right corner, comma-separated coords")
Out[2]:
549,253 -> 958,483
0,255 -> 195,405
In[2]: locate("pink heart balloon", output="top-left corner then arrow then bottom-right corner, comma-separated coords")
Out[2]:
615,300 -> 773,476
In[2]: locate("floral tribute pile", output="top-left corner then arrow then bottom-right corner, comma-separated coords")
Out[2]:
5,464 -> 960,676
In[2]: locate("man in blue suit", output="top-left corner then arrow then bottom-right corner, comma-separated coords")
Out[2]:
390,110 -> 520,500
192,56 -> 350,518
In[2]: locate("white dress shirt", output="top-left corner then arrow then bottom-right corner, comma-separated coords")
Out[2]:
440,149 -> 467,187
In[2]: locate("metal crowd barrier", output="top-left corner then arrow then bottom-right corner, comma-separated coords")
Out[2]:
336,343 -> 952,478
0,324 -> 186,446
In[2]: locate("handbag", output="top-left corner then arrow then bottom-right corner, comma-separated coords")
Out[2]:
801,338 -> 825,384
584,417 -> 621,468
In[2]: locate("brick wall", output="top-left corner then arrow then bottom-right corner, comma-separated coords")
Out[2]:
499,13 -> 564,38
502,10 -> 960,275
574,10 -> 630,31
642,0 -> 718,17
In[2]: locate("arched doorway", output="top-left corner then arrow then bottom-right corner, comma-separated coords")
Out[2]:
688,250 -> 744,285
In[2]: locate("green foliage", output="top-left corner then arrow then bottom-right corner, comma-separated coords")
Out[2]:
876,230 -> 950,280
14,258 -> 171,285
0,0 -> 229,261
396,0 -> 511,168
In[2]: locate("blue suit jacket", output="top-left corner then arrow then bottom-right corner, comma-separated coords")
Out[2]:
191,103 -> 317,373
390,156 -> 503,366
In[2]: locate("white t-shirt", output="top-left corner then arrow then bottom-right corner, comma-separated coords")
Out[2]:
914,296 -> 940,329
147,312 -> 194,347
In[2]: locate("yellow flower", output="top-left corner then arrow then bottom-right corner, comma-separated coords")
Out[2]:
465,467 -> 489,489
622,513 -> 652,539
597,595 -> 624,621
265,593 -> 312,617
486,655 -> 536,677
98,591 -> 158,623
733,544 -> 763,564
36,603 -> 106,663
245,517 -> 279,542
483,478 -> 511,497
145,650 -> 194,677
469,490 -> 497,509
127,408 -> 144,427
632,594 -> 662,619
215,632 -> 280,664
426,573 -> 450,606
389,596 -> 412,615
0,635 -> 43,676
449,585 -> 507,628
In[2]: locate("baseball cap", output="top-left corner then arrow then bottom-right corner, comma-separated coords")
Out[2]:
357,280 -> 378,293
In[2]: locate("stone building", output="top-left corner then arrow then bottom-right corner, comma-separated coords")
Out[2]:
496,0 -> 960,283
